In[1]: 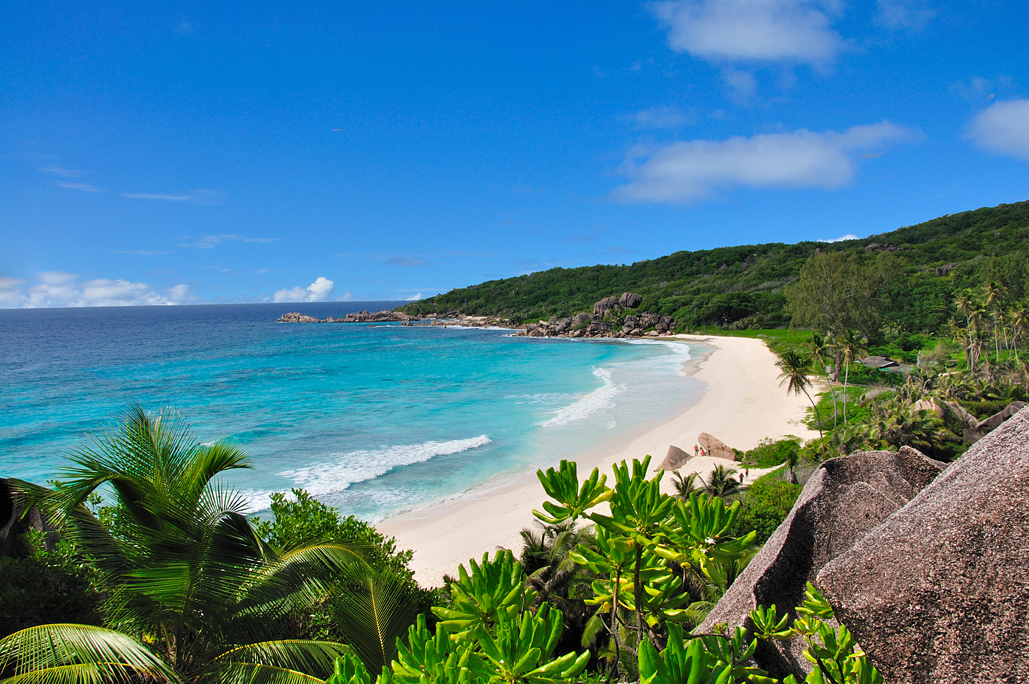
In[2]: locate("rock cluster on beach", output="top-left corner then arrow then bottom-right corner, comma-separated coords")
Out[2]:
277,310 -> 508,327
515,292 -> 676,338
278,310 -> 418,323
278,291 -> 679,338
701,405 -> 1029,682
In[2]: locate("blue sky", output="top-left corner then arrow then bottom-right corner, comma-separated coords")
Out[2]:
2,0 -> 1027,307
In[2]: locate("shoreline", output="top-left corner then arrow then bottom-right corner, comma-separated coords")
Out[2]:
378,334 -> 818,586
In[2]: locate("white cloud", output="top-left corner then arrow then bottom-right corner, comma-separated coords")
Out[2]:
122,189 -> 221,203
0,272 -> 195,308
950,75 -> 1013,101
965,99 -> 1029,161
56,180 -> 222,204
721,67 -> 758,101
385,257 -> 426,267
406,293 -> 423,301
39,166 -> 85,178
625,106 -> 689,129
273,277 -> 336,303
820,233 -> 859,243
649,0 -> 846,67
876,0 -> 936,30
613,121 -> 918,203
183,234 -> 277,249
0,277 -> 26,307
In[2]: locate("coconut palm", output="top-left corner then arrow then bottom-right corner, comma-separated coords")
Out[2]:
836,330 -> 866,428
3,405 -> 409,684
983,281 -> 1006,362
700,465 -> 744,499
806,332 -> 839,429
955,291 -> 979,373
1010,302 -> 1028,362
776,349 -> 823,438
670,471 -> 700,500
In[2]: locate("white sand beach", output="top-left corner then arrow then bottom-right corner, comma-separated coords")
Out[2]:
378,334 -> 819,586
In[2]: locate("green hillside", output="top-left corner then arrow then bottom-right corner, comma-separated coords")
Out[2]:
399,201 -> 1029,336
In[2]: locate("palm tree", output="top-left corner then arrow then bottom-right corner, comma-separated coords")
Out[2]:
806,332 -> 838,429
1010,302 -> 1028,362
3,405 -> 405,684
518,522 -> 597,658
777,349 -> 823,438
837,331 -> 866,428
670,471 -> 700,500
700,465 -> 744,499
955,291 -> 979,373
983,281 -> 1006,362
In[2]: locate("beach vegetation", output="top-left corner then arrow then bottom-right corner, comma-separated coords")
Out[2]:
398,201 -> 1029,340
531,457 -> 758,679
728,473 -> 802,544
739,437 -> 804,469
0,529 -> 104,638
699,465 -> 745,499
0,405 -> 404,684
253,488 -> 439,655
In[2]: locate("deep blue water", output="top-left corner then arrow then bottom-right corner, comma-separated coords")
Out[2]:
0,303 -> 705,520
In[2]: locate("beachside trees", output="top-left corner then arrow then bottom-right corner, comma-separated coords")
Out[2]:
776,350 -> 824,438
0,405 -> 395,684
700,465 -> 744,499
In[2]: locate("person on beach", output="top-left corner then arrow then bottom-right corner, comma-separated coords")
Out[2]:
739,472 -> 745,484
694,444 -> 699,457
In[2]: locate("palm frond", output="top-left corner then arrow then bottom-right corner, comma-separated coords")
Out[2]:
208,663 -> 332,684
330,570 -> 419,673
211,640 -> 349,684
0,624 -> 178,684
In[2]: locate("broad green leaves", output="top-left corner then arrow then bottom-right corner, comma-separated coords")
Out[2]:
432,551 -> 537,640
533,461 -> 611,525
533,456 -> 758,646
392,552 -> 588,684
752,585 -> 883,684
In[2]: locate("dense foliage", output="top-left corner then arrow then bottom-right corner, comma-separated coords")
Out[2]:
0,406 -> 402,684
728,475 -> 802,545
398,200 -> 1029,333
253,489 -> 440,652
1,408 -> 888,684
0,530 -> 103,638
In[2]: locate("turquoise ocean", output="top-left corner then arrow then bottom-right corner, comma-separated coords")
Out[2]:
0,303 -> 707,521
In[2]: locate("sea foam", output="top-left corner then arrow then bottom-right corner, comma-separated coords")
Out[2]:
240,435 -> 493,511
538,367 -> 620,428
278,435 -> 493,496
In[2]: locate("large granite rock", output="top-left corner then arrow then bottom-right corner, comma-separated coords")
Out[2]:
658,445 -> 693,471
593,296 -> 620,316
619,292 -> 643,309
698,432 -> 736,461
697,447 -> 947,679
277,311 -> 320,323
817,406 -> 1029,683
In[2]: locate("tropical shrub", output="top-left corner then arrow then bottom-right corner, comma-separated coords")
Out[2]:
0,405 -> 395,684
533,456 -> 758,677
729,476 -> 802,544
254,489 -> 440,646
0,530 -> 103,638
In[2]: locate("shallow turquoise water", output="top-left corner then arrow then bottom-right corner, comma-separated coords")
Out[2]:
0,303 -> 706,521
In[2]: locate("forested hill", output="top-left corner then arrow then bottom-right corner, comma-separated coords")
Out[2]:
398,200 -> 1029,334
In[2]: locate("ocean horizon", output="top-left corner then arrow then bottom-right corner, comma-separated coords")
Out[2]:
0,303 -> 707,521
